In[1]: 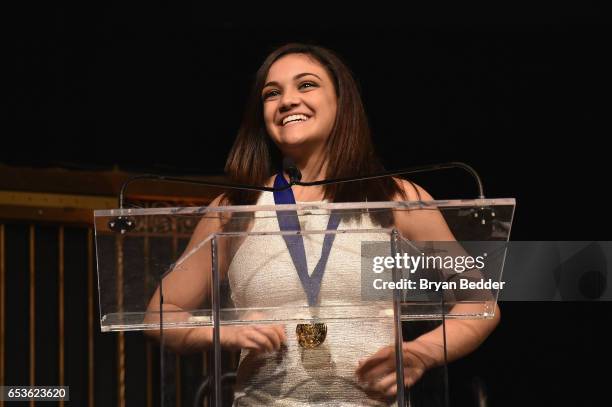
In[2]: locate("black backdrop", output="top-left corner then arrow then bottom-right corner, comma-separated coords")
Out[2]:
3,3 -> 610,405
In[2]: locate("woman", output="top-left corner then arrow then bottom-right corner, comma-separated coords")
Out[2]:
147,43 -> 500,406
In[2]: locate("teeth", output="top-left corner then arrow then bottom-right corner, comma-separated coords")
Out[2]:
282,114 -> 309,126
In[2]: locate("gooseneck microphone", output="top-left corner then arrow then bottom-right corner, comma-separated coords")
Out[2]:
109,161 -> 486,233
287,161 -> 484,199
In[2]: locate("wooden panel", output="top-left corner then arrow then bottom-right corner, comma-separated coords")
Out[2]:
0,190 -> 228,406
34,226 -> 59,387
64,227 -> 90,405
0,225 -> 4,407
2,225 -> 30,389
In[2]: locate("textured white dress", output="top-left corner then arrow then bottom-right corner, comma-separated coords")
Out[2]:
227,192 -> 398,406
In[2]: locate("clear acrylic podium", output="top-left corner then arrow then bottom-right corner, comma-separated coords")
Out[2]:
94,198 -> 515,406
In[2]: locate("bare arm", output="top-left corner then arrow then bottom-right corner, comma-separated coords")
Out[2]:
356,179 -> 500,395
395,179 -> 500,365
143,195 -> 226,353
143,195 -> 286,355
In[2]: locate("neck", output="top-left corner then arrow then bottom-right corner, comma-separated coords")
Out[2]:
284,145 -> 327,183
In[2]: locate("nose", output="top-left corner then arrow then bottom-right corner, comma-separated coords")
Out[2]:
278,89 -> 301,112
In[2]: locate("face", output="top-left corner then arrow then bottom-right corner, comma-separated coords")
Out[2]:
261,53 -> 338,155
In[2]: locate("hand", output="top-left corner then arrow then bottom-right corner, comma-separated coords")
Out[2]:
219,312 -> 286,354
355,340 -> 439,398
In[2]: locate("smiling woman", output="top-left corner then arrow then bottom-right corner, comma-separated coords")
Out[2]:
145,43 -> 500,407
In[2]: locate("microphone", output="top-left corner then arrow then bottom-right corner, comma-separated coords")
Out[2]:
282,157 -> 302,185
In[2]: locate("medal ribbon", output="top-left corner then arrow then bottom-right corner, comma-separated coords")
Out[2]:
273,173 -> 340,306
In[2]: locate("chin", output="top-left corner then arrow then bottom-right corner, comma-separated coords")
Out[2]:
278,135 -> 311,147
274,130 -> 319,147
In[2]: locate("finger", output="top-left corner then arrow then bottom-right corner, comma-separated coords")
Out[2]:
236,327 -> 266,352
251,326 -> 278,349
258,323 -> 286,337
252,325 -> 283,350
356,346 -> 394,376
356,359 -> 395,385
241,337 -> 266,352
270,325 -> 287,345
381,369 -> 421,397
243,328 -> 275,352
260,324 -> 287,348
274,325 -> 287,343
370,371 -> 397,395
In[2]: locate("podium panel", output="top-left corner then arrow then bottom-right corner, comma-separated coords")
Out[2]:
94,198 -> 515,406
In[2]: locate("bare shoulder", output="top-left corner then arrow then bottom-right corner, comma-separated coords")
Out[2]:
208,193 -> 227,207
391,178 -> 455,241
188,193 -> 227,240
392,177 -> 435,202
263,175 -> 276,188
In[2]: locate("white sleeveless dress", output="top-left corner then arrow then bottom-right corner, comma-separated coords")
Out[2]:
227,192 -> 398,406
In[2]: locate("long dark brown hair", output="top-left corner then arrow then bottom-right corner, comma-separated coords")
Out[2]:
223,43 -> 406,207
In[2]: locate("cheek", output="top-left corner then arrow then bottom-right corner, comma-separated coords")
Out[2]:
263,106 -> 277,133
322,97 -> 338,129
263,106 -> 273,124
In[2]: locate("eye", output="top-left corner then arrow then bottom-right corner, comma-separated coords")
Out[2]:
299,82 -> 317,90
262,89 -> 280,100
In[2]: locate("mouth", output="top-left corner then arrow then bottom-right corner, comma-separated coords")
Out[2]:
281,114 -> 311,127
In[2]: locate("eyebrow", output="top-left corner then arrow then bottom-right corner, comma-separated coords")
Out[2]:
263,72 -> 322,89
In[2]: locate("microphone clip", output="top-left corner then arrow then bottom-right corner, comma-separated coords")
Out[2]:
108,216 -> 137,234
282,157 -> 302,185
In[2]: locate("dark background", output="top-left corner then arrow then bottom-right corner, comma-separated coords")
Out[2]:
3,2 -> 610,406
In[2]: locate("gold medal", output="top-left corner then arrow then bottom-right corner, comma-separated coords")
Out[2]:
296,322 -> 327,349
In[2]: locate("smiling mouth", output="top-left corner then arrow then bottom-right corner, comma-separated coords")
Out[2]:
282,114 -> 311,127
284,120 -> 308,127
